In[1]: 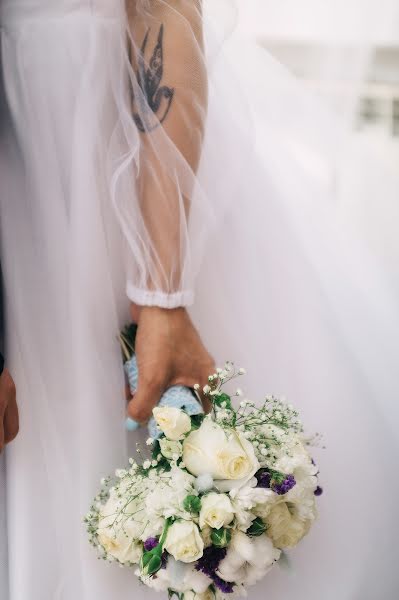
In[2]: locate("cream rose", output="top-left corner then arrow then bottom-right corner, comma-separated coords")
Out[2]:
183,418 -> 259,492
199,492 -> 234,530
153,406 -> 192,441
266,500 -> 313,548
164,520 -> 204,563
159,438 -> 183,460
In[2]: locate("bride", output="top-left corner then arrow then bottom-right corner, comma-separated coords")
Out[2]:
0,1 -> 398,599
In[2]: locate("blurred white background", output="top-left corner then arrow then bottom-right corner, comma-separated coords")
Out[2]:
235,0 -> 399,284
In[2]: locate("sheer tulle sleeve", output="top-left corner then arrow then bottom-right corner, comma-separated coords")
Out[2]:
110,0 -> 208,308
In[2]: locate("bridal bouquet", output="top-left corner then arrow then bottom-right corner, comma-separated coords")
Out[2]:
85,365 -> 322,599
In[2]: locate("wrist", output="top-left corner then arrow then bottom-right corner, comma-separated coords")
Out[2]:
138,305 -> 188,324
131,303 -> 189,325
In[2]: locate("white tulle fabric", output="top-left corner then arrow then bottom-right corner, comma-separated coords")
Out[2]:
0,1 -> 398,599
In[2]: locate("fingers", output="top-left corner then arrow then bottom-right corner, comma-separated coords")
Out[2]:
127,376 -> 165,423
2,370 -> 18,445
171,361 -> 215,414
0,373 -> 9,451
0,369 -> 17,450
127,361 -> 215,424
3,389 -> 18,446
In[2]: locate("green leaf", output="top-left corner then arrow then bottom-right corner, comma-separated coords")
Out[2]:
152,439 -> 161,459
190,414 -> 205,430
211,527 -> 232,548
168,592 -> 184,600
140,551 -> 153,569
143,553 -> 162,575
247,517 -> 267,537
183,495 -> 201,514
213,393 -> 232,410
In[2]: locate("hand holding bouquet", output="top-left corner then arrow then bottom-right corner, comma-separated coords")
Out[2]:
85,364 -> 322,599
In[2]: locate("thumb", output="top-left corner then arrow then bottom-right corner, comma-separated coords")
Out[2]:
127,380 -> 164,424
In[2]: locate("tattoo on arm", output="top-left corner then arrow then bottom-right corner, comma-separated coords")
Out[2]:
130,24 -> 175,133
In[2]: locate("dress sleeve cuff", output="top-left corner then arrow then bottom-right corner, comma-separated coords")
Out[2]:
126,282 -> 194,309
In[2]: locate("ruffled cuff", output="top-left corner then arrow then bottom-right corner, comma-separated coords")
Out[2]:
126,282 -> 194,309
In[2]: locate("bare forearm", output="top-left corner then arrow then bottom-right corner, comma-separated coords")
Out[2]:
126,0 -> 208,293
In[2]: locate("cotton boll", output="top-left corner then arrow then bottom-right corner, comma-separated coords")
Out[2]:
251,534 -> 281,570
164,559 -> 211,593
218,532 -> 280,585
218,561 -> 246,583
140,569 -> 170,592
243,564 -> 270,586
228,553 -> 247,572
167,558 -> 192,591
185,568 -> 213,593
217,548 -> 246,581
231,531 -> 256,563
195,473 -> 214,493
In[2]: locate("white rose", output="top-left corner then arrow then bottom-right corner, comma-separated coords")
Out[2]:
153,406 -> 192,441
199,492 -> 234,530
164,520 -> 204,563
159,438 -> 183,460
266,497 -> 315,548
183,418 -> 259,492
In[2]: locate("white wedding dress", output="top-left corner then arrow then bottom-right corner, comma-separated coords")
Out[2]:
0,1 -> 398,599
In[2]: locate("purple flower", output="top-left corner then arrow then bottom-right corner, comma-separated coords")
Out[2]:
255,469 -> 271,489
144,537 -> 159,552
196,546 -> 227,577
212,574 -> 234,594
196,547 -> 233,593
314,485 -> 323,496
272,474 -> 296,495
